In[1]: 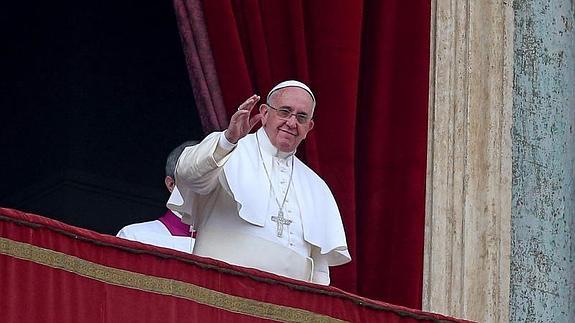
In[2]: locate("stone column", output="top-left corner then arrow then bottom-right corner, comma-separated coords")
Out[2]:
423,1 -> 514,322
511,1 -> 575,322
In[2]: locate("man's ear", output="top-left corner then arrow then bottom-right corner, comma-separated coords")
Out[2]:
308,119 -> 314,131
165,176 -> 175,193
259,104 -> 269,125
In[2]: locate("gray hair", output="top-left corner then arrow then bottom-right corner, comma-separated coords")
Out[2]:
165,140 -> 199,178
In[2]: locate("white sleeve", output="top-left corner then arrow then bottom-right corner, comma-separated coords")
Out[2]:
175,132 -> 235,195
311,246 -> 330,285
116,226 -> 136,240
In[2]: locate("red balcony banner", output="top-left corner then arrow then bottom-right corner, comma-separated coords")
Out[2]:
0,207 -> 469,322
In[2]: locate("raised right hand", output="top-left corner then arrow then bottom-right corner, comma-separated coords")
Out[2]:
224,94 -> 263,144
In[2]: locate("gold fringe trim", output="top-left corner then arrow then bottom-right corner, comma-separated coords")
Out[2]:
0,237 -> 346,323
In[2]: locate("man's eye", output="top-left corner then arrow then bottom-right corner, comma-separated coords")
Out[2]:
279,109 -> 291,115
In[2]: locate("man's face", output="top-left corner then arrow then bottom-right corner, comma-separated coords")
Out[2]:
261,87 -> 315,152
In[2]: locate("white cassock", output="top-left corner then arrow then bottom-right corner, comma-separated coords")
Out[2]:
116,210 -> 194,253
167,128 -> 351,285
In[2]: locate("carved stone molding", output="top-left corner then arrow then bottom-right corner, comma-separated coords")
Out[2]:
423,1 -> 513,322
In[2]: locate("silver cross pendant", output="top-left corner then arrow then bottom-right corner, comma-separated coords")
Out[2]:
271,210 -> 292,237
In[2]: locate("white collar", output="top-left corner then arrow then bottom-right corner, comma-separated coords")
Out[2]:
256,128 -> 295,159
172,210 -> 183,219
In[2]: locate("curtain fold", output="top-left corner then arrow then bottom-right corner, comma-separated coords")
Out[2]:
173,0 -> 431,309
172,0 -> 228,132
355,1 -> 431,307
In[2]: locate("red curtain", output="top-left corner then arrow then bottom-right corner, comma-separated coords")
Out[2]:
172,0 -> 228,132
174,0 -> 430,309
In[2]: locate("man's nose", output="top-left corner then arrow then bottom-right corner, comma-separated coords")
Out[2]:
285,114 -> 298,127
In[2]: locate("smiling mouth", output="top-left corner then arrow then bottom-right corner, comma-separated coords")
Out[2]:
279,128 -> 297,136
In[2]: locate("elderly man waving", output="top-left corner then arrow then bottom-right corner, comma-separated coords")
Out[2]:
168,80 -> 350,285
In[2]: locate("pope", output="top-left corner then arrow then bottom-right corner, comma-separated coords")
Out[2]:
168,80 -> 350,285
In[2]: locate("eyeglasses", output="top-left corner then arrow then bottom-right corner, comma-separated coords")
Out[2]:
266,104 -> 312,124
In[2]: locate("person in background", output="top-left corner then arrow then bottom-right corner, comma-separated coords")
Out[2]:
117,140 -> 198,253
168,80 -> 350,285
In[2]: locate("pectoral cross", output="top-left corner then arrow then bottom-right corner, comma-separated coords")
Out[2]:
271,210 -> 292,238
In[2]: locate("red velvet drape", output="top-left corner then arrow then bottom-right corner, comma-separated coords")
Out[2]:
177,0 -> 430,308
1,208 -> 471,323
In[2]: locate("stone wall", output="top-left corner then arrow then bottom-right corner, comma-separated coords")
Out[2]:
425,0 -> 574,321
424,1 -> 513,321
511,0 -> 575,321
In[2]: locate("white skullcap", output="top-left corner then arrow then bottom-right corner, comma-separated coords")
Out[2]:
266,80 -> 316,107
